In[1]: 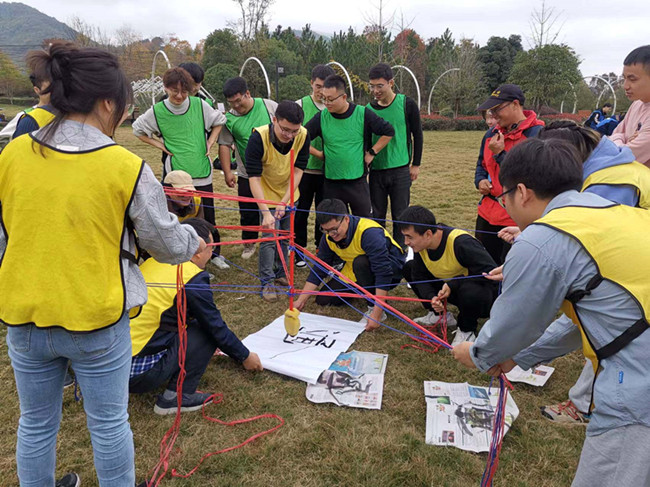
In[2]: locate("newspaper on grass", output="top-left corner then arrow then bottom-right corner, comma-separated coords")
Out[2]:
505,365 -> 554,387
424,381 -> 519,453
306,351 -> 388,410
242,312 -> 365,384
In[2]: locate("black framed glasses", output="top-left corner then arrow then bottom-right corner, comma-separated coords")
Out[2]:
320,218 -> 345,236
496,187 -> 516,208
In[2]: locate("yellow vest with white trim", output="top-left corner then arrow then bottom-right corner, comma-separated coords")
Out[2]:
253,124 -> 307,204
26,106 -> 56,129
130,260 -> 203,355
535,204 -> 650,374
420,229 -> 471,280
0,135 -> 143,331
326,218 -> 403,282
582,161 -> 650,209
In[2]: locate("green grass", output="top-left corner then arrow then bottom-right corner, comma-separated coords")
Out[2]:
0,127 -> 586,486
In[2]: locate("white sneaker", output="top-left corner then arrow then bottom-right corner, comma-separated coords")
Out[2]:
358,306 -> 387,324
413,311 -> 457,329
443,312 -> 458,329
296,259 -> 307,268
241,244 -> 256,260
450,329 -> 476,347
211,255 -> 230,269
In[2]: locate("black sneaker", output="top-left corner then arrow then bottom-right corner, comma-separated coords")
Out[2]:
56,473 -> 80,487
153,392 -> 214,415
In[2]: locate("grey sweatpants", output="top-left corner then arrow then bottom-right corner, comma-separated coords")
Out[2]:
572,424 -> 650,487
569,360 -> 594,414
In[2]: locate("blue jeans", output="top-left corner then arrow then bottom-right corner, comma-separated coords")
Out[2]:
259,210 -> 290,286
7,314 -> 135,487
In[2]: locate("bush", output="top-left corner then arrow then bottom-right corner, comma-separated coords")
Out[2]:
277,75 -> 311,102
203,64 -> 239,103
421,114 -> 487,131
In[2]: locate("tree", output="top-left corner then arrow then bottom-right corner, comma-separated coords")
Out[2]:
392,29 -> 426,97
0,50 -> 31,103
509,44 -> 582,111
203,63 -> 239,103
230,0 -> 275,41
278,74 -> 311,101
426,28 -> 456,81
362,0 -> 395,62
528,0 -> 564,48
478,35 -> 523,91
202,29 -> 243,70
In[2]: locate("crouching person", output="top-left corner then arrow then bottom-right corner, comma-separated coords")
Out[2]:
129,218 -> 262,414
399,205 -> 498,346
294,198 -> 405,330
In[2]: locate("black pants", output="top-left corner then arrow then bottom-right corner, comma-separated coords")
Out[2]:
315,255 -> 400,306
402,260 -> 497,333
238,177 -> 260,241
369,165 -> 411,248
295,172 -> 325,248
129,324 -> 217,395
475,215 -> 511,265
323,177 -> 372,218
195,182 -> 215,226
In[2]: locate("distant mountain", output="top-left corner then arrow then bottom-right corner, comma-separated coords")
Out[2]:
0,2 -> 76,68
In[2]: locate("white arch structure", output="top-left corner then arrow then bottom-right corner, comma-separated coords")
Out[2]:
239,57 -> 272,99
391,65 -> 421,110
427,68 -> 460,115
150,50 -> 172,105
327,61 -> 355,102
560,75 -> 617,114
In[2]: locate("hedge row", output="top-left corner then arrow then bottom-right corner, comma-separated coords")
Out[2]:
420,113 -> 588,131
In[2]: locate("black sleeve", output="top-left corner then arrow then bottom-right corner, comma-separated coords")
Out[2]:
405,97 -> 423,166
305,112 -> 322,140
364,107 -> 395,151
474,131 -> 490,187
244,130 -> 265,177
447,234 -> 497,293
12,114 -> 39,139
294,133 -> 311,171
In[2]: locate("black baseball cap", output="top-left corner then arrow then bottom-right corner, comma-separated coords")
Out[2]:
478,84 -> 525,111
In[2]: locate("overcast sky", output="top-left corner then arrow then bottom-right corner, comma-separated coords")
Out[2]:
15,0 -> 650,77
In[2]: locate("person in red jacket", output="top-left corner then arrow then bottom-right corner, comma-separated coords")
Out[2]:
473,84 -> 544,264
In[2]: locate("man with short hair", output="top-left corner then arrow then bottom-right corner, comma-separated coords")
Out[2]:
12,71 -> 55,139
294,64 -> 336,266
399,205 -> 497,346
294,198 -> 405,330
178,62 -> 214,107
129,218 -> 262,415
610,45 -> 650,166
453,137 -> 650,487
585,103 -> 613,130
366,63 -> 423,247
218,77 -> 278,259
245,100 -> 310,302
305,75 -> 395,218
473,83 -> 544,264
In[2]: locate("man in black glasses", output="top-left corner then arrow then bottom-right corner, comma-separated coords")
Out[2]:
293,198 -> 405,330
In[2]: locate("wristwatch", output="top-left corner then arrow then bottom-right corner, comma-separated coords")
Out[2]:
368,147 -> 377,156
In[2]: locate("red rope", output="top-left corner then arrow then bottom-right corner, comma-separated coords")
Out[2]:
164,186 -> 283,207
400,300 -> 448,353
208,236 -> 290,247
295,289 -> 431,304
213,225 -> 289,234
288,149 -> 296,312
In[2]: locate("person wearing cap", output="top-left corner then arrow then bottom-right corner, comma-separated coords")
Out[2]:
164,170 -> 229,269
473,83 -> 544,264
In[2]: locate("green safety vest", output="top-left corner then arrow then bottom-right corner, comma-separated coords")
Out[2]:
225,98 -> 273,162
300,95 -> 324,171
153,97 -> 210,179
367,94 -> 410,170
321,105 -> 365,180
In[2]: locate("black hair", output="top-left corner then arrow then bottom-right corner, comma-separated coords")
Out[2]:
223,76 -> 248,98
26,41 -> 131,142
499,138 -> 583,200
624,45 -> 650,73
602,102 -> 613,108
162,67 -> 193,91
311,64 -> 335,81
397,206 -> 438,235
181,218 -> 213,242
368,63 -> 393,81
538,120 -> 601,162
315,199 -> 348,226
275,100 -> 304,125
178,62 -> 205,84
323,74 -> 346,93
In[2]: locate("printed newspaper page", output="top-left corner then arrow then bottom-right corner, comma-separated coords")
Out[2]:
424,381 -> 519,453
505,365 -> 554,387
306,351 -> 388,410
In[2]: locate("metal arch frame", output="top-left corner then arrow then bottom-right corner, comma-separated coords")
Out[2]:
151,50 -> 172,105
239,57 -> 272,99
327,61 -> 355,102
587,75 -> 617,113
391,65 -> 421,110
560,81 -> 578,114
427,68 -> 460,115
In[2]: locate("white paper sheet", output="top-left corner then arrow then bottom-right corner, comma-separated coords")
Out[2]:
505,365 -> 554,386
242,312 -> 365,384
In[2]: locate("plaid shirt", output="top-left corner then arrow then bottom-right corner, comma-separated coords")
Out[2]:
130,350 -> 167,378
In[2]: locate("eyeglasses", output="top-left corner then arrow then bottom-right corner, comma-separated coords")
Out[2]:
496,187 -> 516,208
277,123 -> 301,137
368,82 -> 386,91
321,93 -> 344,104
492,102 -> 512,114
227,94 -> 248,107
320,218 -> 345,236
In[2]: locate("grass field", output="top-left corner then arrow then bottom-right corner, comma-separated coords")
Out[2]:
0,116 -> 586,486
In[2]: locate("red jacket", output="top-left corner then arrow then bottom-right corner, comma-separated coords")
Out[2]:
477,110 -> 544,226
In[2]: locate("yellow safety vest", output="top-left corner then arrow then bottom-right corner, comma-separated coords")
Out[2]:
177,196 -> 202,222
27,106 -> 56,129
130,259 -> 203,355
253,124 -> 307,204
0,135 -> 143,331
326,218 -> 403,282
582,161 -> 650,209
420,229 -> 471,280
535,204 -> 650,375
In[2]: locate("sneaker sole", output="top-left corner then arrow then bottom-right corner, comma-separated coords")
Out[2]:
540,407 -> 589,425
154,398 -> 214,415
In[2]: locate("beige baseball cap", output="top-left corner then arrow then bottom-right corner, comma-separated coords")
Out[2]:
163,170 -> 195,191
